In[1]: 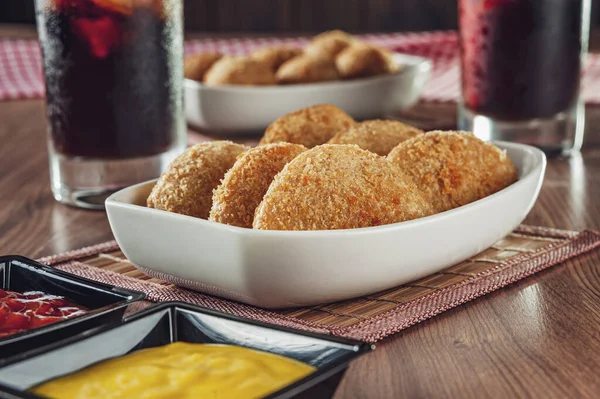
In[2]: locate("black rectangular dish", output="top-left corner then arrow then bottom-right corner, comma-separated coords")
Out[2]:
0,255 -> 145,360
0,302 -> 373,399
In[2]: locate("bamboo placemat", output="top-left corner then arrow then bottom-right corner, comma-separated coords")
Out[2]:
37,225 -> 600,343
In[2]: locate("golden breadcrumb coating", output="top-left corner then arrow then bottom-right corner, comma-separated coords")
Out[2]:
250,46 -> 303,71
335,43 -> 392,79
275,55 -> 339,84
327,119 -> 424,155
259,104 -> 356,148
203,56 -> 276,86
253,144 -> 433,230
387,131 -> 519,214
305,30 -> 355,61
379,47 -> 402,73
147,141 -> 249,219
184,52 -> 223,82
209,143 -> 307,228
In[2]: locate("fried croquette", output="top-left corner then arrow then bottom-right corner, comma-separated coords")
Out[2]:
379,47 -> 402,73
275,55 -> 339,84
327,119 -> 424,155
203,56 -> 276,86
250,46 -> 303,71
147,141 -> 249,219
387,131 -> 519,214
184,52 -> 223,82
259,104 -> 356,148
335,43 -> 395,79
253,144 -> 433,230
305,30 -> 355,61
209,143 -> 307,228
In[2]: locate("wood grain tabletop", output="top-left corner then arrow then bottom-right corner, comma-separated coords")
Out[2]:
1,25 -> 600,398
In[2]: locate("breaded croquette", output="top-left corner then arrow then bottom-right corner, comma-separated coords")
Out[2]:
185,30 -> 398,87
335,43 -> 395,79
379,47 -> 402,73
147,141 -> 249,219
305,30 -> 355,61
275,55 -> 339,84
327,119 -> 424,155
250,46 -> 303,71
209,143 -> 307,228
253,144 -> 433,230
259,104 -> 356,148
184,52 -> 223,82
204,56 -> 276,86
387,131 -> 519,214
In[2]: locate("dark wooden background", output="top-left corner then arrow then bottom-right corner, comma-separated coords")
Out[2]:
2,0 -> 599,33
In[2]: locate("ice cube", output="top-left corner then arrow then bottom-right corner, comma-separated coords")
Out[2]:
72,16 -> 122,58
91,0 -> 133,16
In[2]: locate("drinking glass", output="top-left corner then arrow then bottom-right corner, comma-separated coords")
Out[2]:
457,0 -> 591,155
35,0 -> 187,209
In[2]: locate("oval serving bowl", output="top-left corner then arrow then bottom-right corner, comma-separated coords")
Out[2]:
106,141 -> 546,309
184,53 -> 432,134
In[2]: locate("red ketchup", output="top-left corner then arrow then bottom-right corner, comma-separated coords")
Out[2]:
0,289 -> 88,338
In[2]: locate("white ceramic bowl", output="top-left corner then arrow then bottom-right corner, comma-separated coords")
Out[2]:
106,142 -> 546,309
184,53 -> 432,134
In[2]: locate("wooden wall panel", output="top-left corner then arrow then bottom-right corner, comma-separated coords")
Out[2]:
183,0 -> 210,31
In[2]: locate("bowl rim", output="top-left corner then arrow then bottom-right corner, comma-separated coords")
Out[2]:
106,141 -> 546,237
0,301 -> 372,369
184,52 -> 432,93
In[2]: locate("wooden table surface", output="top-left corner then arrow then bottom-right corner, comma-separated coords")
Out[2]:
1,26 -> 600,398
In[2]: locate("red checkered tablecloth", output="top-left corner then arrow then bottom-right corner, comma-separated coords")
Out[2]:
2,31 -> 600,103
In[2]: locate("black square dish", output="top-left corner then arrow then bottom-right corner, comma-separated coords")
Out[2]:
0,302 -> 373,399
0,255 -> 145,359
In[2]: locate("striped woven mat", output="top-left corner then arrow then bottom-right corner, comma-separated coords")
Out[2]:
37,225 -> 600,343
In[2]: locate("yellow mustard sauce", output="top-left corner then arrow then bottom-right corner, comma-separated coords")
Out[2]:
30,342 -> 316,399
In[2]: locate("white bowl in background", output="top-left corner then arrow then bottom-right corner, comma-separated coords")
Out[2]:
184,53 -> 432,134
106,142 -> 546,309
